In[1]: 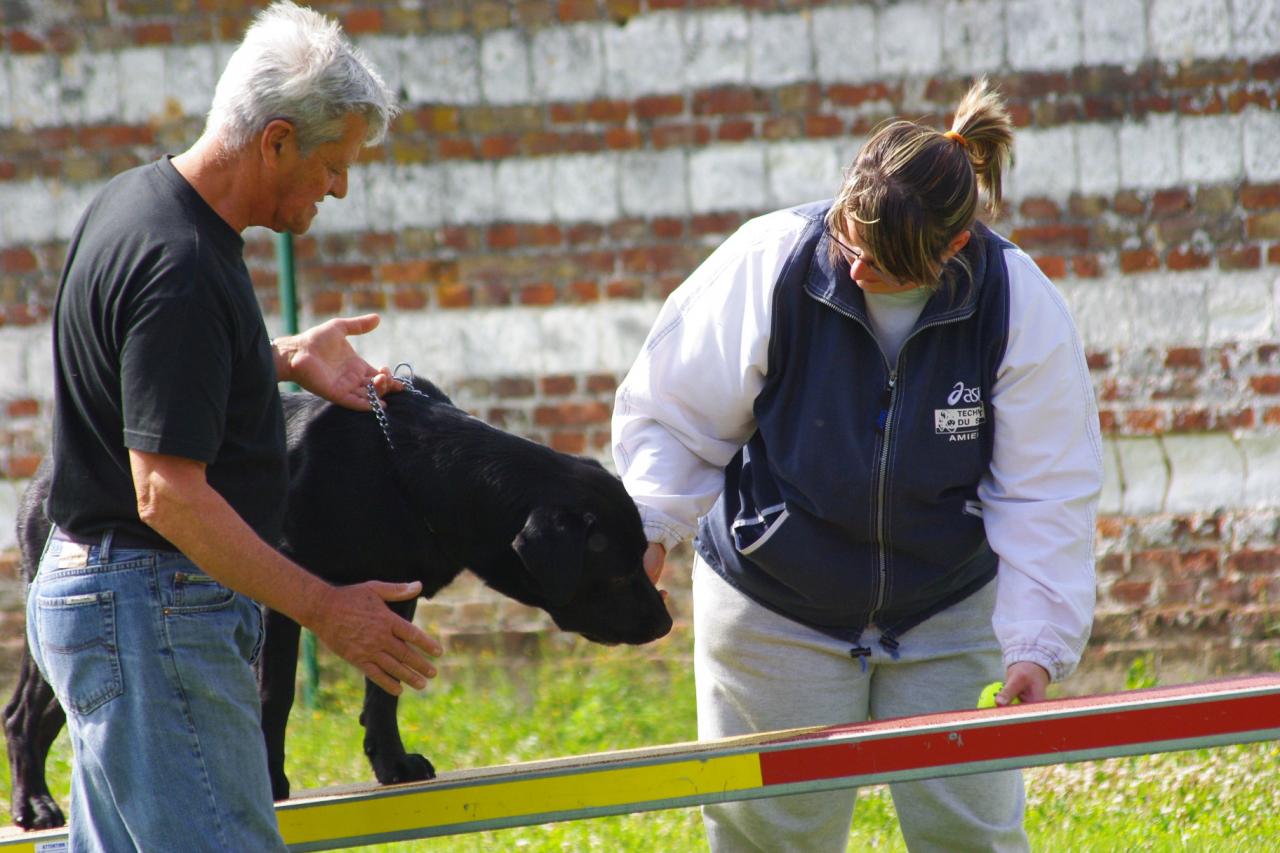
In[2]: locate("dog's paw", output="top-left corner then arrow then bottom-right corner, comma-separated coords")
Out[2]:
12,793 -> 66,831
372,752 -> 436,785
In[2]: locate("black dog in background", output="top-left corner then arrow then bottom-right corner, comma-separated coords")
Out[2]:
5,375 -> 672,828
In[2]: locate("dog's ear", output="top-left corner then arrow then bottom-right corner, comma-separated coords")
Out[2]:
511,507 -> 591,606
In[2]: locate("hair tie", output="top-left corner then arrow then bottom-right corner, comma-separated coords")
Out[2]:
944,130 -> 967,147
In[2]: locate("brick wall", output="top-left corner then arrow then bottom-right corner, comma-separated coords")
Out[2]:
2,0 -> 1279,688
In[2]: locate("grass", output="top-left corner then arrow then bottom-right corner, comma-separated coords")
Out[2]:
2,632 -> 1278,851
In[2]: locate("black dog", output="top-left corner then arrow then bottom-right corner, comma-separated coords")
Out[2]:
5,376 -> 672,827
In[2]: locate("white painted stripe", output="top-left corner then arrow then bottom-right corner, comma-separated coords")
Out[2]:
3,1 -> 1276,132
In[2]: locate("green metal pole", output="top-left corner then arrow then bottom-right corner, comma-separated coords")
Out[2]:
275,231 -> 320,709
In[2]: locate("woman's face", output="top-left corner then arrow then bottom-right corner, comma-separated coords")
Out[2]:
827,217 -> 920,294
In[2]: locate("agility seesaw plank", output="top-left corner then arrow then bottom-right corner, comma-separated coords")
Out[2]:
2,673 -> 1277,852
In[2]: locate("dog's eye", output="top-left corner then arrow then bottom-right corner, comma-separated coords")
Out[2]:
586,532 -> 609,553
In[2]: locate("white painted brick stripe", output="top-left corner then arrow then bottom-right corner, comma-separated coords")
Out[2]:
2,0 -> 1277,132
6,108 -> 1277,244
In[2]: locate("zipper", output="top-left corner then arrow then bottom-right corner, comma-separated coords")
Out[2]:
811,291 -> 975,618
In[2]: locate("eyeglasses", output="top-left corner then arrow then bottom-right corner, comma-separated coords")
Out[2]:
826,227 -> 902,287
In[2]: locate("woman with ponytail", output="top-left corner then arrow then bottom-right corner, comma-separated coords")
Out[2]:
613,77 -> 1102,851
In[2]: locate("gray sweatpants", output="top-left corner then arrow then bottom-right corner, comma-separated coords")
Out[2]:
693,557 -> 1029,853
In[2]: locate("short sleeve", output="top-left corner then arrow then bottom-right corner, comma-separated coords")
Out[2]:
119,270 -> 234,463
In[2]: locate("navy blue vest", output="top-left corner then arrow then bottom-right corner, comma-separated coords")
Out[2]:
696,201 -> 1012,652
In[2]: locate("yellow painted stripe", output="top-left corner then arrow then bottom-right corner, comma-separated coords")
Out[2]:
277,753 -> 762,846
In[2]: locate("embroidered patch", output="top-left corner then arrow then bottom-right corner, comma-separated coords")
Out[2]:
934,406 -> 985,442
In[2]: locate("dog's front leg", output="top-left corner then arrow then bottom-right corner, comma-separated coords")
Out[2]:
359,596 -> 436,786
257,607 -> 302,800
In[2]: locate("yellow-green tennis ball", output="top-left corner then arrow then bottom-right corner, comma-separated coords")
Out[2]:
977,681 -> 1005,709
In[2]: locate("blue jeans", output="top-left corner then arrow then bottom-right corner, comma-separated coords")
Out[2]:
27,530 -> 287,853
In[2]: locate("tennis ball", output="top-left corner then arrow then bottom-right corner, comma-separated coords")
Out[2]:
976,680 -> 1020,709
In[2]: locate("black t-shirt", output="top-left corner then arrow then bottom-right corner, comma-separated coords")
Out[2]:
47,156 -> 287,548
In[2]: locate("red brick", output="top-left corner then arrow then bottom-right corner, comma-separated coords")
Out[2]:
634,95 -> 685,121
1124,408 -> 1165,433
540,375 -> 577,396
378,260 -> 432,285
534,401 -> 611,426
762,116 -> 802,140
437,138 -> 478,159
1071,254 -> 1102,277
1085,350 -> 1110,370
1097,553 -> 1126,575
133,23 -> 173,45
0,248 -> 37,274
1119,249 -> 1160,273
557,0 -> 598,22
1263,406 -> 1280,426
1019,197 -> 1061,221
805,115 -> 845,137
587,99 -> 630,123
435,284 -> 472,309
1179,549 -> 1220,577
6,399 -> 38,418
1151,189 -> 1192,216
350,290 -> 386,310
567,280 -> 600,302
566,224 -> 603,245
717,120 -> 755,142
1164,347 -> 1203,369
309,291 -> 344,314
480,135 -> 519,159
1215,408 -> 1255,430
693,87 -> 764,116
1246,212 -> 1280,239
549,431 -> 587,454
1241,184 -> 1280,210
495,378 -> 536,398
487,224 -> 520,250
1131,549 -> 1178,578
1007,224 -> 1090,249
1113,191 -> 1146,216
691,212 -> 741,236
1218,244 -> 1261,270
830,83 -> 897,110
1109,580 -> 1153,606
519,283 -> 558,306
1249,375 -> 1280,395
652,218 -> 684,239
1032,255 -> 1066,278
603,128 -> 642,149
1270,245 -> 1280,265
1227,87 -> 1274,113
1171,408 -> 1210,432
586,373 -> 618,394
342,7 -> 382,34
652,123 -> 710,148
393,288 -> 429,311
1166,247 -> 1211,270
606,279 -> 645,300
1227,549 -> 1280,575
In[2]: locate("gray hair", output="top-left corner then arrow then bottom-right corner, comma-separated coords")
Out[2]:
205,1 -> 397,155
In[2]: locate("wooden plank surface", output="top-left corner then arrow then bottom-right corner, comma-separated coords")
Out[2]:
2,674 -> 1277,852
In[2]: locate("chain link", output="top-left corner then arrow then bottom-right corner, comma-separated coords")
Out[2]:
368,363 -> 435,452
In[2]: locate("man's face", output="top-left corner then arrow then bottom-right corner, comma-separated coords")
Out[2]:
269,112 -> 369,235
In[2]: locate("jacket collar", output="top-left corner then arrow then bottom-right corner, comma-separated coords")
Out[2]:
804,220 -> 997,327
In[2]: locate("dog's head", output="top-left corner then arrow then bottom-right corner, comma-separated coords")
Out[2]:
510,461 -> 672,645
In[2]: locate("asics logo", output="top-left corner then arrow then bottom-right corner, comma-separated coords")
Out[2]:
947,381 -> 982,406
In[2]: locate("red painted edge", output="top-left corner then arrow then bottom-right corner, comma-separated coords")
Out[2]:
759,689 -> 1280,787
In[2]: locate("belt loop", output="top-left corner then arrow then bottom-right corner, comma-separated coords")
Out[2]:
100,529 -> 114,562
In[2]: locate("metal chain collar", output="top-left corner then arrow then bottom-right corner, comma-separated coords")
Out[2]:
366,363 -> 430,452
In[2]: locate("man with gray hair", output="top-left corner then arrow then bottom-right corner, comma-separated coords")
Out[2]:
26,3 -> 440,849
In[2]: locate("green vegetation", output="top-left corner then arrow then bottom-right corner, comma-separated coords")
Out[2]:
3,638 -> 1277,851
